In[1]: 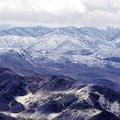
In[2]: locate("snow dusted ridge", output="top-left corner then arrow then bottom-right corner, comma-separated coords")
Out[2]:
0,26 -> 120,68
0,26 -> 120,91
0,26 -> 120,120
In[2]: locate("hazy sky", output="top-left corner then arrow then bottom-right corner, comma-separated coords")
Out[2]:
0,0 -> 120,27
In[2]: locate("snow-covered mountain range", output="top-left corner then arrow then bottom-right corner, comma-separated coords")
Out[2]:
0,26 -> 120,89
0,26 -> 120,120
0,26 -> 120,68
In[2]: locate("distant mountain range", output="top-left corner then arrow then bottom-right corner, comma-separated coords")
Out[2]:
0,26 -> 120,88
0,24 -> 15,30
0,26 -> 120,120
1,26 -> 120,40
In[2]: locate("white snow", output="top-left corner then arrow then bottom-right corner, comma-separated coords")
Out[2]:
15,93 -> 33,107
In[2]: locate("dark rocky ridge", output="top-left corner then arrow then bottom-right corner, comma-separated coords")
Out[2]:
88,111 -> 120,120
0,67 -> 27,112
0,67 -> 120,120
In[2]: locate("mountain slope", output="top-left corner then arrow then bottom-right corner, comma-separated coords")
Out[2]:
0,68 -> 119,120
0,26 -> 120,119
0,26 -> 120,91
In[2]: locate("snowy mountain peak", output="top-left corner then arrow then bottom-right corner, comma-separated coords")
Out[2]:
0,26 -> 120,40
